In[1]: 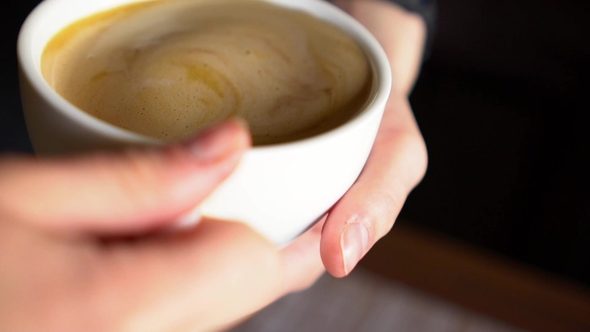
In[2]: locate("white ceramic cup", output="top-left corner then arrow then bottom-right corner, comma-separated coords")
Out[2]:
18,0 -> 392,245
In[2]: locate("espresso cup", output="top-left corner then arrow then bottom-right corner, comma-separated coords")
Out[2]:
18,0 -> 392,245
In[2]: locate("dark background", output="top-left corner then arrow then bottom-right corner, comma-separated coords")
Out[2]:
2,0 -> 589,286
401,0 -> 590,286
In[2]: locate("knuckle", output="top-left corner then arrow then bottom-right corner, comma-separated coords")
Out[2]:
92,149 -> 167,207
408,134 -> 429,181
120,149 -> 165,192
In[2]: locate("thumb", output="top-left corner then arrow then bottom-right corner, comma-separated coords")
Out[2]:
0,119 -> 250,235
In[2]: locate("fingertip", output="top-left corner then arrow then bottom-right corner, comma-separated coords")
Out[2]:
225,117 -> 253,149
184,118 -> 252,165
320,204 -> 375,278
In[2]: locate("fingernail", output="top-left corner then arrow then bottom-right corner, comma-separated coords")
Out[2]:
341,219 -> 370,276
187,118 -> 249,163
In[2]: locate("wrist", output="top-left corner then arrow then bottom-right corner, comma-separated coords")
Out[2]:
330,0 -> 436,60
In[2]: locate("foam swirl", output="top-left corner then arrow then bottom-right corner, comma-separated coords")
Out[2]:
43,0 -> 371,144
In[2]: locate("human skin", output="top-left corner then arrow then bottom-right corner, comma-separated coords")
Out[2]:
0,0 -> 427,330
0,120 -> 326,332
323,0 -> 428,277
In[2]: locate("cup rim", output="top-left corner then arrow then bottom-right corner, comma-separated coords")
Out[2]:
18,0 -> 392,153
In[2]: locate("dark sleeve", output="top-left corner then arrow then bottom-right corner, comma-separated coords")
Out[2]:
329,0 -> 438,60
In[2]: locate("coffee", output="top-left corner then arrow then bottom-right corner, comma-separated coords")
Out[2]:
42,0 -> 371,145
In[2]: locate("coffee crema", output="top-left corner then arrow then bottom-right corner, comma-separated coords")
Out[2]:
42,0 -> 371,145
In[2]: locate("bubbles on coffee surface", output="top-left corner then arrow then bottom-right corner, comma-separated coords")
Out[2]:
42,0 -> 371,145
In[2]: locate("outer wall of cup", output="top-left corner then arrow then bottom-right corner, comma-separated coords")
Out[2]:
18,0 -> 392,245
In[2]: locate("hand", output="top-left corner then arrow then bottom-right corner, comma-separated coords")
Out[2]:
322,0 -> 429,277
0,2 -> 428,329
0,120 -> 325,332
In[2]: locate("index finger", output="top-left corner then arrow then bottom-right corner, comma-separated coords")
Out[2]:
320,94 -> 428,277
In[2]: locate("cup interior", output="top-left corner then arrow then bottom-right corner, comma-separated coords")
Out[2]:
19,0 -> 392,149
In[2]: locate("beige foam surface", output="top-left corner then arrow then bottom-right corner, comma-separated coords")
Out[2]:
43,0 -> 370,144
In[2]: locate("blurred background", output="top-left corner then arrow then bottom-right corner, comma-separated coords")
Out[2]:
404,0 -> 590,288
2,0 -> 589,331
370,0 -> 590,329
